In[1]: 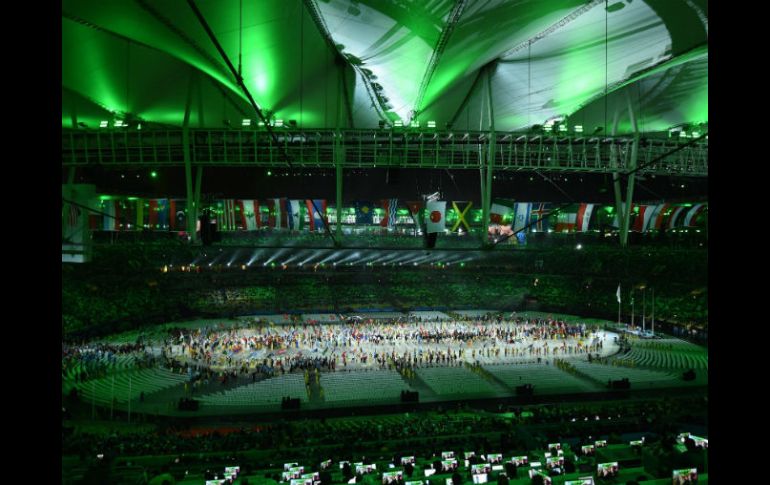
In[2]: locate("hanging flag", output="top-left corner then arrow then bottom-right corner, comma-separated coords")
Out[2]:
380,198 -> 399,228
157,199 -> 171,229
426,200 -> 446,233
490,200 -> 514,225
530,202 -> 552,232
169,200 -> 187,231
242,200 -> 260,230
305,199 -> 327,231
513,202 -> 532,233
642,204 -> 668,232
407,201 -> 423,228
102,200 -> 116,231
266,198 -> 282,228
616,285 -> 621,303
450,201 -> 473,232
135,198 -> 144,229
221,199 -> 238,231
554,206 -> 578,232
667,206 -> 686,229
287,199 -> 302,230
576,203 -> 595,232
147,199 -> 159,228
648,204 -> 669,231
684,203 -> 706,226
611,203 -> 634,229
632,205 -> 655,232
354,201 -> 374,225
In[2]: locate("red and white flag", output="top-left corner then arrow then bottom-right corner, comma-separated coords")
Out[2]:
576,203 -> 595,232
426,201 -> 446,233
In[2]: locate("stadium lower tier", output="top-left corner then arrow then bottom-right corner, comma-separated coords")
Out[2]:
62,312 -> 707,418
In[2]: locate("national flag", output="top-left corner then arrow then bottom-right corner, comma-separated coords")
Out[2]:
157,199 -> 171,229
380,198 -> 398,229
305,199 -> 327,231
632,205 -> 655,232
667,206 -> 686,229
354,201 -> 374,225
407,201 -> 423,227
220,199 -> 239,231
554,207 -> 578,232
426,200 -> 446,233
576,203 -> 595,232
147,199 -> 158,228
102,200 -> 116,231
287,200 -> 302,230
169,200 -> 187,231
684,203 -> 706,226
241,200 -> 260,230
266,198 -> 282,228
490,200 -> 514,225
513,202 -> 532,233
643,204 -> 668,232
616,285 -> 621,303
530,203 -> 552,232
135,198 -> 144,229
451,201 -> 473,232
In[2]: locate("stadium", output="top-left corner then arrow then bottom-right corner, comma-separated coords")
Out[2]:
61,1 -> 708,484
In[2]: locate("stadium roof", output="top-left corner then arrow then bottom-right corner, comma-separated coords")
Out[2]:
62,0 -> 707,135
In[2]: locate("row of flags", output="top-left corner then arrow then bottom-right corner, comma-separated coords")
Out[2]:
91,197 -> 707,234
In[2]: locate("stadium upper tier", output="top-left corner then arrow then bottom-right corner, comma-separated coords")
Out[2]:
62,1 -> 707,136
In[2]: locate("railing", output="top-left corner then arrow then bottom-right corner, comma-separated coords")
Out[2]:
62,129 -> 708,175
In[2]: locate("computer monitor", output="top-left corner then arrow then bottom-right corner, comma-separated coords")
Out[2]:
672,468 -> 698,484
472,473 -> 488,484
597,462 -> 619,478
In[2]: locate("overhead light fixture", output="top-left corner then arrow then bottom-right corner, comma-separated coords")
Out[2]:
242,119 -> 251,126
558,125 -> 567,132
574,125 -> 583,133
275,119 -> 284,127
394,120 -> 403,127
410,120 -> 420,128
427,121 -> 436,128
99,120 -> 109,128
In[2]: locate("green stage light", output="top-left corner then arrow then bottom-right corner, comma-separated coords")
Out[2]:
427,120 -> 436,128
242,119 -> 251,126
394,120 -> 403,127
150,171 -> 158,178
574,125 -> 583,133
99,120 -> 108,128
267,170 -> 272,176
410,120 -> 420,128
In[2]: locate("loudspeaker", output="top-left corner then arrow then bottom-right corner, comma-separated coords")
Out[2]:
178,398 -> 199,411
682,369 -> 696,381
516,384 -> 534,396
426,232 -> 437,249
610,378 -> 630,389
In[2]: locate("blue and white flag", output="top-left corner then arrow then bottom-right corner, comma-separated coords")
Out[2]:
513,202 -> 532,233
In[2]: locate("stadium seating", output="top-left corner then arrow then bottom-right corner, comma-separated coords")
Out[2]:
196,373 -> 308,408
319,370 -> 409,403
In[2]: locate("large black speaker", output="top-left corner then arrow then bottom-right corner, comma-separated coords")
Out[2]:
516,384 -> 534,396
610,378 -> 630,389
401,390 -> 419,403
178,398 -> 199,411
426,232 -> 437,249
281,397 -> 301,410
682,369 -> 696,381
